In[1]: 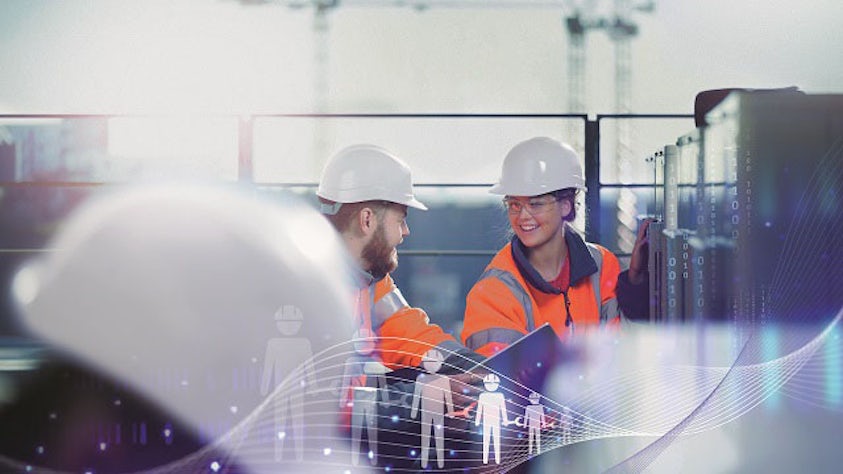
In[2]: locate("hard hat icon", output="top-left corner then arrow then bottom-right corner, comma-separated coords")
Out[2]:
274,305 -> 303,336
483,373 -> 501,391
421,349 -> 445,373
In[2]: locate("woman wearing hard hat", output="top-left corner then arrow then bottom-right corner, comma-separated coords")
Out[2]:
461,137 -> 645,356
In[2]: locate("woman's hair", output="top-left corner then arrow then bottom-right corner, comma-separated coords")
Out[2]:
552,188 -> 579,223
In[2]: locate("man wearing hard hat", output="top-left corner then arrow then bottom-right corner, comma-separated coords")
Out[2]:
317,144 -> 481,371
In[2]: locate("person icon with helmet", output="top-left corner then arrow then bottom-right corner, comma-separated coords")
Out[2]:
339,327 -> 390,466
524,391 -> 552,455
410,348 -> 455,469
260,304 -> 315,462
462,136 -> 648,356
475,373 -> 511,465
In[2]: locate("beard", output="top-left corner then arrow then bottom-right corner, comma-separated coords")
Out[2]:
362,226 -> 397,280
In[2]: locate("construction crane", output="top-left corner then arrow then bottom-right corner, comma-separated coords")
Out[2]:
236,0 -> 574,176
564,0 -> 653,253
238,0 -> 652,254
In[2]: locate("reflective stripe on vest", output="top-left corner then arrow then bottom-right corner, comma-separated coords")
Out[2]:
354,284 -> 376,333
465,327 -> 525,352
602,296 -> 620,323
585,243 -> 604,321
478,268 -> 538,332
585,243 -> 619,323
372,287 -> 411,330
477,247 -> 613,333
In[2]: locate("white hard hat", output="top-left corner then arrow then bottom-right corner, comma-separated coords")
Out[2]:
317,144 -> 427,210
489,137 -> 586,196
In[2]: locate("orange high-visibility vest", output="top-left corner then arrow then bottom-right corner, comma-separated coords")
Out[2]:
462,230 -> 622,357
355,272 -> 463,369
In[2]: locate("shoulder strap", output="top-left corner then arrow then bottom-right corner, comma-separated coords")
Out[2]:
584,243 -> 605,322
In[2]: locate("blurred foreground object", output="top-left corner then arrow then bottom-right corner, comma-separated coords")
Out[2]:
8,185 -> 356,473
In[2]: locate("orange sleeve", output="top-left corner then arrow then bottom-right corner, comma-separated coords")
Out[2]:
461,276 -> 528,358
372,275 -> 456,370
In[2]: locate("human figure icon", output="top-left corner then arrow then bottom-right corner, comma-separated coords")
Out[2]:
339,328 -> 389,466
410,349 -> 455,469
474,373 -> 510,464
260,304 -> 315,462
524,391 -> 551,455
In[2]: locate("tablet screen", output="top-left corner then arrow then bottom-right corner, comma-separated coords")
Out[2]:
467,323 -> 563,392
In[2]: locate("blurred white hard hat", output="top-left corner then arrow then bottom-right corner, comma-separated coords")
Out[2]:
14,184 -> 357,472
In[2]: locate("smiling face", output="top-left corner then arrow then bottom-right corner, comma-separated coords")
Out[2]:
361,203 -> 409,279
505,194 -> 571,249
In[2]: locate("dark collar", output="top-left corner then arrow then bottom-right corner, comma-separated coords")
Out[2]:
510,227 -> 599,294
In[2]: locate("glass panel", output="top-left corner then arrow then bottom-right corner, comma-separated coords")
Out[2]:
0,185 -> 98,249
0,252 -> 33,337
391,254 -> 493,340
252,116 -> 586,184
0,184 -> 105,337
599,117 -> 694,184
598,187 -> 656,257
107,117 -> 239,180
0,117 -> 239,182
403,187 -> 509,250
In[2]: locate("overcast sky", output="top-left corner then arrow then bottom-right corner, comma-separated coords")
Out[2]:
0,0 -> 841,182
1,0 -> 840,114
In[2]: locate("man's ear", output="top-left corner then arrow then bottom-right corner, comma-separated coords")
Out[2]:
357,206 -> 378,237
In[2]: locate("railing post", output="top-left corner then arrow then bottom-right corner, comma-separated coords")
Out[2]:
238,116 -> 254,183
584,116 -> 600,242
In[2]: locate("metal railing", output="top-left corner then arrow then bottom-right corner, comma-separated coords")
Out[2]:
0,112 -> 693,255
